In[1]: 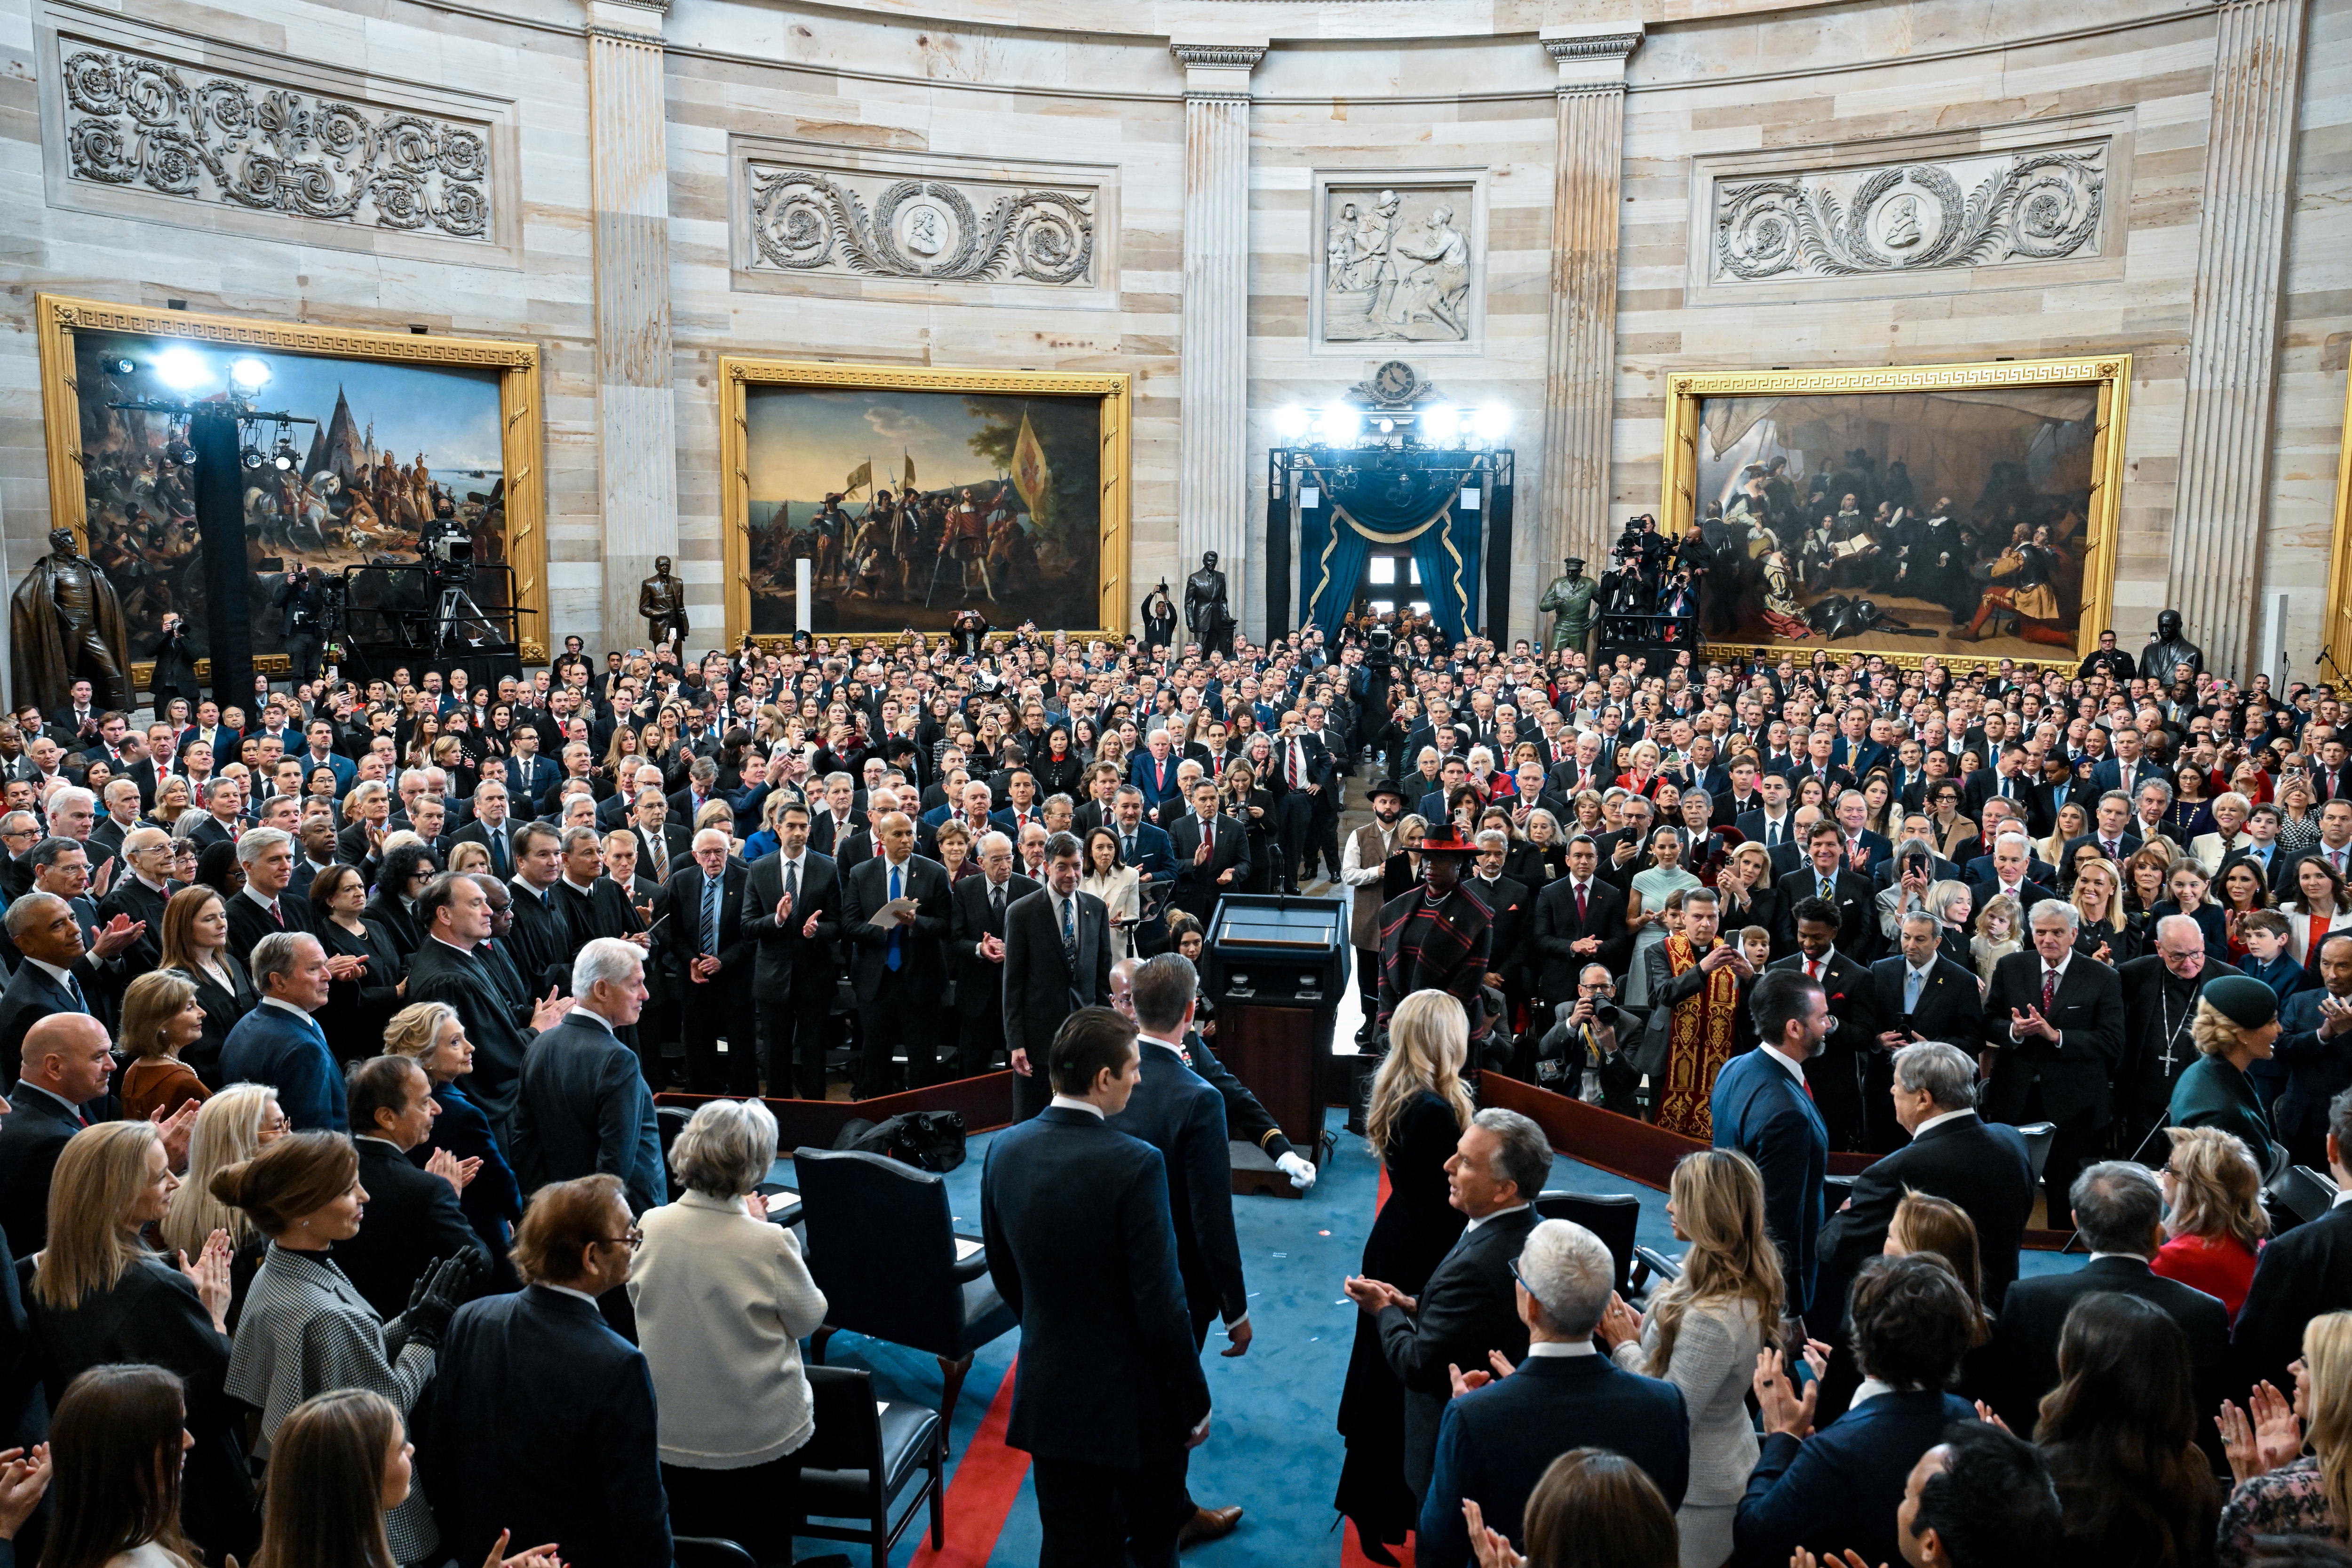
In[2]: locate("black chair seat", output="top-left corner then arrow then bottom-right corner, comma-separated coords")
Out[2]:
1534,1191 -> 1641,1296
800,1401 -> 943,1517
960,1274 -> 1015,1347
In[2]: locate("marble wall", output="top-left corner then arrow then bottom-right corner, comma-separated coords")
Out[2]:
1,0 -> 2345,676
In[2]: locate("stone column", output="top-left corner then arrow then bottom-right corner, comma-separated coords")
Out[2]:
2166,0 -> 2307,676
585,0 -> 679,656
1537,24 -> 1643,609
1172,41 -> 1264,642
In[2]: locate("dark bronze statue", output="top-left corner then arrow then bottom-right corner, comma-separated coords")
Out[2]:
639,556 -> 687,648
11,527 -> 130,712
2142,608 -> 2203,688
1184,551 -> 1235,659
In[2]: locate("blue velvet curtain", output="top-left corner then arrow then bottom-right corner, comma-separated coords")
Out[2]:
1294,455 -> 1486,643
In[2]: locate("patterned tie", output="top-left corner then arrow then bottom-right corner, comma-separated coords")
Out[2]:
886,863 -> 904,971
2042,965 -> 2059,1014
701,874 -> 721,956
270,899 -> 283,927
1289,741 -> 1304,789
1062,895 -> 1078,972
785,860 -> 799,907
1122,832 -> 1136,863
1819,874 -> 1833,902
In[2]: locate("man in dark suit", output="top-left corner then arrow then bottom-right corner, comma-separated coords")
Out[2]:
2238,1089 -> 2352,1391
980,1007 -> 1211,1568
1166,779 -> 1250,928
1783,824 -> 1877,961
220,931 -> 347,1133
839,810 -> 953,1097
949,831 -> 1038,1082
1346,1107 -> 1547,1500
1002,833 -> 1115,1121
1109,787 -> 1178,885
1770,896 -> 1881,1152
1814,1041 -> 2033,1327
503,724 -> 558,818
512,938 -> 663,1213
448,779 -> 519,880
662,828 -> 759,1096
1863,912 -> 1987,1152
742,802 -> 841,1099
407,873 -> 570,1140
334,1055 -> 488,1321
0,889 -> 140,1088
1267,716 -> 1332,892
624,791 -> 692,887
0,1014 -> 118,1256
1714,970 -> 1832,1321
1986,1161 -> 2232,1434
1415,1217 -> 1689,1568
1736,1255 -> 1981,1568
1733,773 -> 1800,857
1964,832 -> 2059,923
1108,953 -> 1251,1548
1466,833 -> 1534,1053
1962,746 -> 2042,834
223,827 -> 316,963
1530,836 -> 1630,1010
415,1175 -> 672,1568
96,825 -> 176,976
1982,899 -> 2126,1218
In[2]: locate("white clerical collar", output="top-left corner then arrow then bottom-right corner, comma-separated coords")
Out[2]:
1913,1108 -> 1974,1137
1759,1043 -> 1808,1083
1524,1340 -> 1597,1359
1048,1095 -> 1104,1119
1464,1201 -> 1531,1233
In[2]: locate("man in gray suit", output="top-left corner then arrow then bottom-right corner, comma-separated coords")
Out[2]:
512,937 -> 664,1214
1003,831 -> 1114,1122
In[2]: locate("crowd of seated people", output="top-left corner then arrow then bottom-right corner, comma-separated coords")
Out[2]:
0,610 -> 2350,1568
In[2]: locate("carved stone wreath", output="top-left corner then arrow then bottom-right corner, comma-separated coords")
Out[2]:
746,167 -> 1095,286
61,48 -> 490,239
1714,151 -> 2104,280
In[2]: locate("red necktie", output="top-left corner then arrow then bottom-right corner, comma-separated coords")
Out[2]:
2042,967 -> 2058,1013
1575,883 -> 1588,922
1806,958 -> 1820,980
270,900 -> 283,927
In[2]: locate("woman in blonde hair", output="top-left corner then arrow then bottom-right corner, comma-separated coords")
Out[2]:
2216,1309 -> 2352,1564
2169,973 -> 2282,1172
2154,1124 -> 2268,1319
26,1119 -> 250,1559
1597,1148 -> 1781,1567
1884,1190 -> 1993,1349
384,1001 -> 520,1274
1336,988 -> 1477,1555
118,969 -> 210,1123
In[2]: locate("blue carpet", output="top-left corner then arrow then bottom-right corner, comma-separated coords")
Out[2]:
771,1110 -> 2083,1565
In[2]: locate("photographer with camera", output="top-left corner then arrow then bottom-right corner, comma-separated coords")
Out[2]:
145,609 -> 203,718
1541,963 -> 1639,1113
274,564 -> 326,686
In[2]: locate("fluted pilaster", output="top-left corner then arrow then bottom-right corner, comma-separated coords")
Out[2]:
2167,0 -> 2306,676
1173,42 -> 1263,642
1539,24 -> 1642,588
586,0 -> 680,654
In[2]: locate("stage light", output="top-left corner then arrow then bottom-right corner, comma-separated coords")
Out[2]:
272,443 -> 296,471
155,347 -> 208,390
228,357 -> 271,391
241,447 -> 266,471
164,440 -> 198,468
1273,406 -> 1310,438
1378,418 -> 1395,434
104,356 -> 135,375
1318,407 -> 1362,446
1422,405 -> 1461,443
1474,405 -> 1510,440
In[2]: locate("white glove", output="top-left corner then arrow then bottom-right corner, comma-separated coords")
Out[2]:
1276,1152 -> 1318,1190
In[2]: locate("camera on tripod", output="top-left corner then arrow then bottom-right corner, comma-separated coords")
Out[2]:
422,517 -> 474,580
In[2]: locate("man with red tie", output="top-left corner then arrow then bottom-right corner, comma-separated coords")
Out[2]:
1982,900 -> 2125,1220
991,770 -> 1045,837
1128,730 -> 1185,823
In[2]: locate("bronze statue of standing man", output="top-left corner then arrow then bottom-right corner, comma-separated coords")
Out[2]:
11,526 -> 131,712
1184,551 -> 1236,659
639,556 -> 688,649
1538,557 -> 1596,655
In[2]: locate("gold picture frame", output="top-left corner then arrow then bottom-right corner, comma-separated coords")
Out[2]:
719,357 -> 1131,647
2326,371 -> 2352,681
34,292 -> 549,677
1659,354 -> 2131,671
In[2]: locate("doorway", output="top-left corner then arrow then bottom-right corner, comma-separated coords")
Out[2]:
1353,550 -> 1430,622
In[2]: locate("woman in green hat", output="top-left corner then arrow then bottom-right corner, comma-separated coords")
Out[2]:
2168,973 -> 2283,1172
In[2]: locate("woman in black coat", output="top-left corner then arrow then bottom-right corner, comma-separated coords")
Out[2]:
1223,762 -> 1279,896
361,841 -> 439,960
1032,726 -> 1087,801
1334,991 -> 1475,1559
24,1121 -> 254,1561
310,864 -> 408,1057
159,885 -> 260,1088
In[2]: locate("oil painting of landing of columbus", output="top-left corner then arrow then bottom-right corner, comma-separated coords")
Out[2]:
1690,383 -> 2103,661
72,328 -> 510,660
742,387 -> 1104,636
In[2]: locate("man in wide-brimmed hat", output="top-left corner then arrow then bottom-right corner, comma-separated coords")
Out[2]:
1343,778 -> 1413,1042
1375,825 -> 1491,1043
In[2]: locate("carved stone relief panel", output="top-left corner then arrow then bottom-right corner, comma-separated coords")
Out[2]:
1307,170 -> 1488,358
35,4 -> 521,266
731,137 -> 1117,307
1709,141 -> 2108,284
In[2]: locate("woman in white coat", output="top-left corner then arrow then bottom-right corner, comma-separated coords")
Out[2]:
629,1098 -> 827,1562
1080,825 -> 1142,962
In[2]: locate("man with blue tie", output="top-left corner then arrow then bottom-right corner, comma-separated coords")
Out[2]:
505,724 -> 554,817
1712,970 -> 1831,1321
0,888 -> 141,1088
663,827 -> 758,1095
1111,787 -> 1178,887
219,930 -> 348,1132
452,778 -> 517,879
840,811 -> 952,1097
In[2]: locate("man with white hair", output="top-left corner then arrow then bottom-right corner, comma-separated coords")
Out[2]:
662,827 -> 757,1096
512,936 -> 663,1212
2114,912 -> 2244,1159
1982,897 -> 2125,1218
1413,1218 -> 1689,1568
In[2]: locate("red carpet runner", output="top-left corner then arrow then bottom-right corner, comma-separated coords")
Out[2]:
907,1361 -> 1029,1568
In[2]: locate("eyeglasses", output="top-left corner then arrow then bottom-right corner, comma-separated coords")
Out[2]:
599,1225 -> 644,1251
1506,1255 -> 1540,1303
